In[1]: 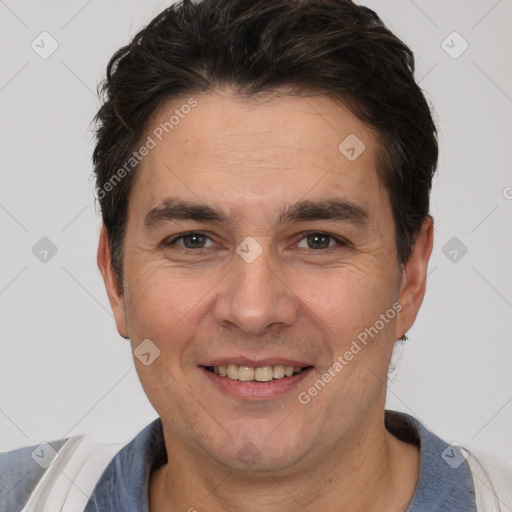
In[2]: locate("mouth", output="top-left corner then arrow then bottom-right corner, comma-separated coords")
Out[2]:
203,364 -> 311,382
199,361 -> 314,400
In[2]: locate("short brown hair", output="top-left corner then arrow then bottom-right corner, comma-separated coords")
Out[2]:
93,0 -> 438,282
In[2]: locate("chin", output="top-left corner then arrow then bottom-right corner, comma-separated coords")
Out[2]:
203,422 -> 313,472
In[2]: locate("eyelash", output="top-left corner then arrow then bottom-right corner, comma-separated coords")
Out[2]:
164,230 -> 349,252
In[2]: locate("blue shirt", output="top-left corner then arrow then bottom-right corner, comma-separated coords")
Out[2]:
0,411 -> 477,511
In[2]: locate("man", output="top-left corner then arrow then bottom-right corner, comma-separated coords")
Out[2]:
1,0 -> 510,511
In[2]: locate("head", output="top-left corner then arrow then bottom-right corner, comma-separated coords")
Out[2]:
95,0 -> 437,472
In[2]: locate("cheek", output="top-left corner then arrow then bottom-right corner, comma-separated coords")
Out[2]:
300,267 -> 400,398
298,263 -> 397,336
122,262 -> 219,347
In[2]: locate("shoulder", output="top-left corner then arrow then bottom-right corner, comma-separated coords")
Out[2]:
0,438 -> 68,511
0,420 -> 160,512
464,449 -> 512,511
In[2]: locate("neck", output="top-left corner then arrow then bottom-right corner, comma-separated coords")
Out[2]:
149,413 -> 420,512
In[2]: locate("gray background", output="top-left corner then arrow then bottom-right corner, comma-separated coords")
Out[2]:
1,0 -> 511,465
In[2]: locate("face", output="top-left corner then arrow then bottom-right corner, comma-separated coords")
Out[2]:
99,89 -> 432,472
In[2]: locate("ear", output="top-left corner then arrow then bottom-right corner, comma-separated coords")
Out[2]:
395,217 -> 434,339
97,225 -> 129,338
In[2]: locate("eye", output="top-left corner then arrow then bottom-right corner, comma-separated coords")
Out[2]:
165,231 -> 218,250
294,231 -> 347,250
163,230 -> 348,252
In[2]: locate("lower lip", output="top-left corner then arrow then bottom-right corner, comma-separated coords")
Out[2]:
199,366 -> 313,400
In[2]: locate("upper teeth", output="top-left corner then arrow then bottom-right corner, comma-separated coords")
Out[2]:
212,364 -> 304,382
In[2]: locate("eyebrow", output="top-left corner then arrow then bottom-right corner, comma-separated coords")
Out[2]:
143,197 -> 369,231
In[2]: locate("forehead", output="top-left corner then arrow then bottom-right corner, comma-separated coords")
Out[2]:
132,90 -> 386,224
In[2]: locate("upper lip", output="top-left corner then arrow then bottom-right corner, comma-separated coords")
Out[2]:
200,357 -> 312,368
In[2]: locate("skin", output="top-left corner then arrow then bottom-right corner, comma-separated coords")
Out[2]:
98,89 -> 433,512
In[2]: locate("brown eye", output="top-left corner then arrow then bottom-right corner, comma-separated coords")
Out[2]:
295,232 -> 346,250
306,233 -> 332,249
165,232 -> 217,250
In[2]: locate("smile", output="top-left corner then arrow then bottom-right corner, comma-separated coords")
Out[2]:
204,364 -> 307,382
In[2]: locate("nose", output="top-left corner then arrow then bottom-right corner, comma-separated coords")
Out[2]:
213,244 -> 299,337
